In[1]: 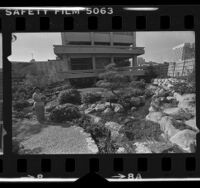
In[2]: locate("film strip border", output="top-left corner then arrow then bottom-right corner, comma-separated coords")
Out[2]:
0,5 -> 200,179
0,13 -> 198,31
0,155 -> 199,179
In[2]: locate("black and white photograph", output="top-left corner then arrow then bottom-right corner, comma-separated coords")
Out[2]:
0,34 -> 3,155
11,32 -> 197,154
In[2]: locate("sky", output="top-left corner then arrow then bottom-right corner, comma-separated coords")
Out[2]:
7,31 -> 195,64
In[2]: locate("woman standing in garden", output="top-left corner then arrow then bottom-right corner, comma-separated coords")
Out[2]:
32,87 -> 45,123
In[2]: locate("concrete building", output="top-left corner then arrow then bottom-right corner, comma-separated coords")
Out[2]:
168,43 -> 195,77
12,32 -> 145,83
52,32 -> 145,79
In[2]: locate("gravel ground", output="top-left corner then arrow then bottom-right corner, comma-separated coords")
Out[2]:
21,125 -> 98,154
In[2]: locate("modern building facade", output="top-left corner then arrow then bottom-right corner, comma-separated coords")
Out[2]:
168,43 -> 195,77
53,32 -> 145,79
12,32 -> 145,83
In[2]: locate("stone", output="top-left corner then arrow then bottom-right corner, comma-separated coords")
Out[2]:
95,103 -> 106,112
145,112 -> 164,124
89,115 -> 102,124
163,107 -> 192,120
90,103 -> 97,109
131,106 -> 137,112
116,147 -> 126,153
103,107 -> 112,114
149,105 -> 157,112
178,94 -> 196,116
170,129 -> 197,153
173,92 -> 183,102
85,107 -> 95,114
134,142 -> 152,153
114,104 -> 124,113
184,117 -> 199,132
159,116 -> 179,138
79,104 -> 87,110
105,122 -> 123,133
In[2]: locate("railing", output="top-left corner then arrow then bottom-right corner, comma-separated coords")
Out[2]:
54,45 -> 145,55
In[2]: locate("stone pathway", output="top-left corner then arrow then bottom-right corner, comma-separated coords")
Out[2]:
20,124 -> 98,154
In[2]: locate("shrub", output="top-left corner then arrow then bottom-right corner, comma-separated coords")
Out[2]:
130,97 -> 141,107
144,65 -> 158,83
129,88 -> 145,97
82,92 -> 102,104
172,82 -> 195,94
119,119 -> 162,141
49,103 -> 81,123
13,100 -> 31,111
144,89 -> 154,98
129,80 -> 146,89
45,103 -> 57,113
75,114 -> 110,138
103,94 -> 118,103
58,89 -> 81,105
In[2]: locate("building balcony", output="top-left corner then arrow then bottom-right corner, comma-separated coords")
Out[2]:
54,45 -> 144,56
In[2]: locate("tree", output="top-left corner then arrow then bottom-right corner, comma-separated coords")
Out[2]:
96,63 -> 132,110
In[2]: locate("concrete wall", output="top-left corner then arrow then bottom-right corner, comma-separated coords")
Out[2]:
61,32 -> 136,46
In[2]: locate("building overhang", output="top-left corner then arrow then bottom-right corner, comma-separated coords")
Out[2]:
54,45 -> 145,57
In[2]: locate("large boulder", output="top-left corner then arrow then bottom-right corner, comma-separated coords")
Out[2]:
177,94 -> 196,116
184,117 -> 199,132
170,129 -> 197,153
163,107 -> 192,120
145,112 -> 164,124
159,116 -> 179,138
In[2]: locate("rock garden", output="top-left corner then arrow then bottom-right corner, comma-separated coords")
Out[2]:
12,64 -> 198,154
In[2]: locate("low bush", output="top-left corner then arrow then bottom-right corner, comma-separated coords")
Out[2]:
144,89 -> 154,98
129,88 -> 145,97
13,100 -> 31,111
74,114 -> 114,153
129,80 -> 146,89
49,103 -> 81,123
144,65 -> 158,83
103,94 -> 118,103
172,82 -> 195,94
119,119 -> 162,141
82,92 -> 102,104
58,89 -> 81,105
130,97 -> 141,107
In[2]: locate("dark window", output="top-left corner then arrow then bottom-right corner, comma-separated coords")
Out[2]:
68,41 -> 91,45
70,58 -> 93,70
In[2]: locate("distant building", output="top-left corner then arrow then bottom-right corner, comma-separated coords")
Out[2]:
168,43 -> 195,77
